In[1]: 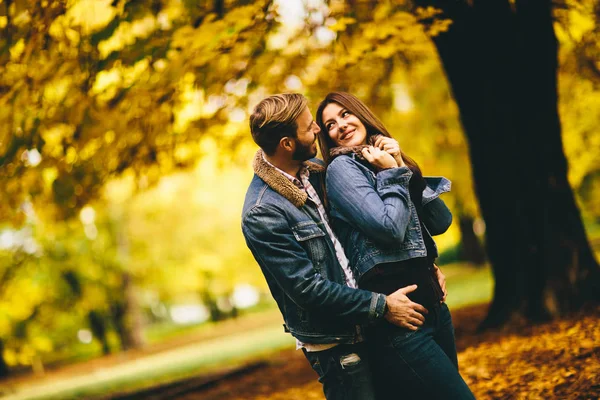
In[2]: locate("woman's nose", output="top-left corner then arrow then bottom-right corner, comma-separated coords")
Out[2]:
338,119 -> 347,130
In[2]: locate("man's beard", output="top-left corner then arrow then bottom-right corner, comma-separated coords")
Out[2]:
292,138 -> 317,161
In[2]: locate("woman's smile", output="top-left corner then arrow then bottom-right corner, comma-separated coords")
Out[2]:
339,128 -> 355,141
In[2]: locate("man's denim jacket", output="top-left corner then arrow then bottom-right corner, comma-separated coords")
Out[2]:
241,150 -> 387,344
326,154 -> 453,283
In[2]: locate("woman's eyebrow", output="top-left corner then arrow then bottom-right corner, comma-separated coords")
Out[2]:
325,109 -> 345,125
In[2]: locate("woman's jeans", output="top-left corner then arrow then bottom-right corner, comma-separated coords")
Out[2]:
302,341 -> 376,400
366,302 -> 475,400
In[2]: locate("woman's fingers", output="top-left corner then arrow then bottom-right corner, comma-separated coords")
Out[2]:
362,146 -> 398,169
434,264 -> 448,302
383,144 -> 400,155
374,137 -> 400,152
361,147 -> 375,162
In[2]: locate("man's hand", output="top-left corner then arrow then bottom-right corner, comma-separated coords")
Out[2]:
384,285 -> 428,330
434,264 -> 448,303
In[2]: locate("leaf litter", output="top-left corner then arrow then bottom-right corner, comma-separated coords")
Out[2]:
195,304 -> 600,400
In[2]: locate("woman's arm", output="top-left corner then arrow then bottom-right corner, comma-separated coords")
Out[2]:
421,177 -> 453,235
327,156 -> 414,246
421,197 -> 453,236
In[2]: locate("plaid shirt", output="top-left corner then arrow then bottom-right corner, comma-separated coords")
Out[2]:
262,155 -> 357,288
262,155 -> 362,351
298,168 -> 358,288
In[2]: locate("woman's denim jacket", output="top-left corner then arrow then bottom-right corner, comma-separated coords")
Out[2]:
241,151 -> 387,344
326,154 -> 453,283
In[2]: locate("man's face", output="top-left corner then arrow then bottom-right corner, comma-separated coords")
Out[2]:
292,106 -> 320,161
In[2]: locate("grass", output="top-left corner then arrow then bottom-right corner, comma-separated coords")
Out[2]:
143,301 -> 277,344
443,263 -> 494,309
4,263 -> 492,400
4,320 -> 294,400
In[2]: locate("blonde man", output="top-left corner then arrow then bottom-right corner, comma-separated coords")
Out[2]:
242,93 -> 424,399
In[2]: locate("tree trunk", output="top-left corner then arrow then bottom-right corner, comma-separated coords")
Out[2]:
413,0 -> 600,328
0,340 -> 9,378
213,0 -> 224,19
111,273 -> 145,350
88,310 -> 111,355
113,215 -> 145,350
457,214 -> 486,266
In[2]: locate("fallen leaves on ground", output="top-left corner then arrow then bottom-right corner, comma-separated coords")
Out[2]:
455,305 -> 600,400
194,304 -> 600,400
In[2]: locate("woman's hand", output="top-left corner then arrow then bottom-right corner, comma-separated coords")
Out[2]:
433,264 -> 448,302
361,146 -> 398,170
374,136 -> 405,167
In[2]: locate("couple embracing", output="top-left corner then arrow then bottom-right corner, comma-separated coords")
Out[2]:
241,92 -> 475,399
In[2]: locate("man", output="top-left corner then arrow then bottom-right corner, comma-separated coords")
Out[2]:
241,93 -> 428,399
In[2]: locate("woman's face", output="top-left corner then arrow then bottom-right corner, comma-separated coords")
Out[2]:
321,102 -> 368,147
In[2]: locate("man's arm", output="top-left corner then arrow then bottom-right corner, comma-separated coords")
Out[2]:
242,203 -> 428,328
242,203 -> 386,325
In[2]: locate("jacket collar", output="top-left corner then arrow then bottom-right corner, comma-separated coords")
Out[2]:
329,134 -> 383,162
253,150 -> 325,208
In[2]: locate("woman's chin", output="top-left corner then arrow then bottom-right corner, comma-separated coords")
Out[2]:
339,140 -> 363,147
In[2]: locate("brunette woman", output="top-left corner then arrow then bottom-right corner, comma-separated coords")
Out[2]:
316,92 -> 475,399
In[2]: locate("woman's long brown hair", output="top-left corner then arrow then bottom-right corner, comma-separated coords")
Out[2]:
316,92 -> 426,209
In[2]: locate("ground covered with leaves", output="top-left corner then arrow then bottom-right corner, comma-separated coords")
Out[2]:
194,303 -> 600,400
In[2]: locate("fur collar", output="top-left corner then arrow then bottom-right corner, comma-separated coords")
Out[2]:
253,150 -> 325,208
329,134 -> 383,162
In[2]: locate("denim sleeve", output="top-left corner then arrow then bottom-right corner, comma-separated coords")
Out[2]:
327,156 -> 414,246
421,177 -> 453,235
242,204 -> 387,324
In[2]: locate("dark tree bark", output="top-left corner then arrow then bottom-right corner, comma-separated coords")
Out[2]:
413,0 -> 600,328
214,0 -> 224,19
453,199 -> 487,266
88,310 -> 111,355
0,340 -> 9,378
110,219 -> 145,351
457,214 -> 486,266
111,273 -> 145,351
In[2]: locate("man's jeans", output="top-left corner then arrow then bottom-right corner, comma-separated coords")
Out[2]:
303,342 -> 376,400
366,302 -> 475,399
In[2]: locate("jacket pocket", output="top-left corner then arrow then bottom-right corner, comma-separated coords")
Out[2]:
291,222 -> 328,276
292,221 -> 327,241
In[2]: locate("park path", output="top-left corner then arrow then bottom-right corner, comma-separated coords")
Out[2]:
2,304 -> 599,399
0,310 -> 291,400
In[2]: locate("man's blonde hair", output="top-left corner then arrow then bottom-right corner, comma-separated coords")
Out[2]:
249,93 -> 307,155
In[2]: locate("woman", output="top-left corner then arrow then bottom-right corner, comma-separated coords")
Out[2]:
316,92 -> 475,399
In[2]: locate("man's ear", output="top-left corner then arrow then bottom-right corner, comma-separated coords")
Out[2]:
279,137 -> 294,153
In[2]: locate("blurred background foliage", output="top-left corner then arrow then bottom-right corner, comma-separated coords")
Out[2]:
0,0 -> 598,377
